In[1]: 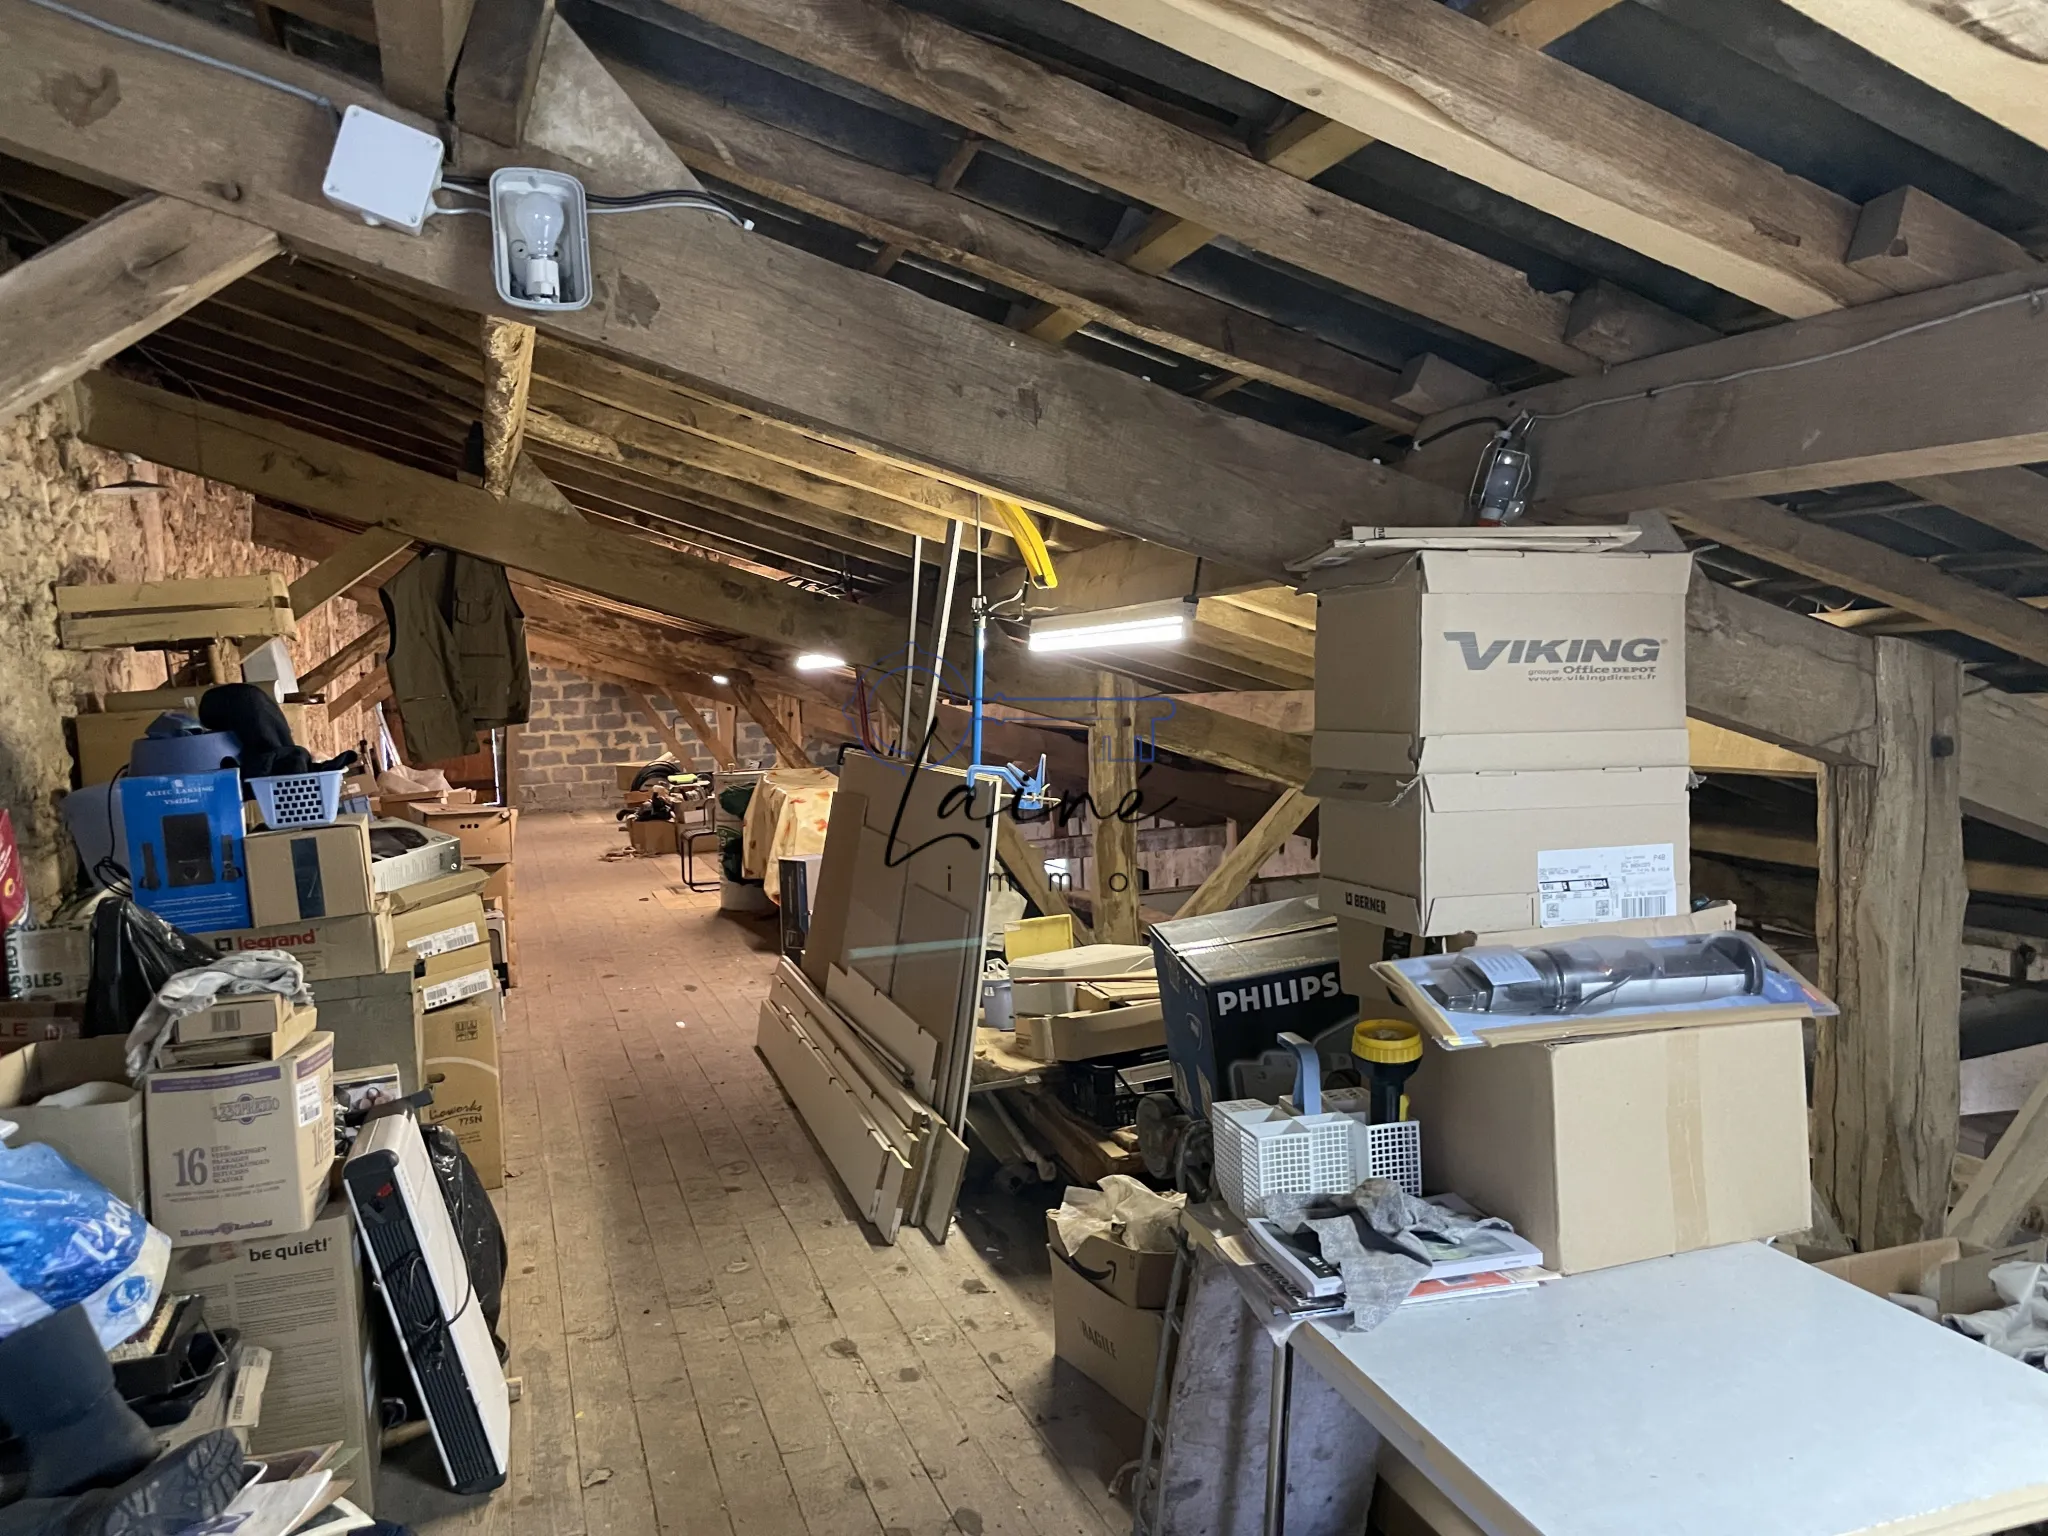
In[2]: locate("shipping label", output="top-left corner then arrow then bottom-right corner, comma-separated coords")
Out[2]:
1537,843 -> 1677,928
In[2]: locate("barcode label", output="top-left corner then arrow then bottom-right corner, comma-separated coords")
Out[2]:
407,921 -> 480,958
1537,843 -> 1677,929
422,969 -> 493,1011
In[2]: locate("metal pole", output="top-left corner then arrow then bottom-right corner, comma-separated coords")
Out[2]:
921,521 -> 963,753
1263,1337 -> 1293,1536
899,534 -> 922,756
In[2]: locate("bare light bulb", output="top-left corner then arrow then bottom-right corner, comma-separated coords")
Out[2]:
511,190 -> 565,301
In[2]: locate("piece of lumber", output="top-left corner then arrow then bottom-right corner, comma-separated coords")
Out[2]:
1773,0 -> 2048,159
645,0 -> 1596,372
286,526 -> 414,619
370,0 -> 475,116
451,0 -> 555,146
994,817 -> 1096,947
523,11 -> 705,194
1812,637 -> 1964,1249
0,0 -> 1463,579
1691,824 -> 2048,903
1897,467 -> 2048,551
327,663 -> 391,717
728,671 -> 811,767
1563,279 -> 1718,365
1687,720 -> 1817,777
0,195 -> 277,422
1671,499 -> 2048,671
1177,787 -> 1318,919
1847,186 -> 2037,296
1461,0 -> 1627,47
1056,0 -> 1890,318
613,70 -> 1419,428
625,688 -> 695,765
479,317 -> 536,497
1090,672 -> 1143,946
57,572 -> 294,649
1410,270 -> 2048,516
665,689 -> 740,770
300,621 -> 387,696
1949,1068 -> 2048,1249
1389,354 -> 1492,417
915,1123 -> 970,1243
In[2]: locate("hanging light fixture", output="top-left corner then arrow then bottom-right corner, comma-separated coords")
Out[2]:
1027,598 -> 1190,653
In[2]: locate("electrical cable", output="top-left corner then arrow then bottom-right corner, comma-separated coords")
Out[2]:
22,0 -> 339,116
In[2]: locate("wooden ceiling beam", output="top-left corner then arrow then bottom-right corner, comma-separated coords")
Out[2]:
79,374 -> 1312,784
608,67 -> 1419,430
372,0 -> 474,117
1054,0 -> 1894,319
479,317 -> 536,497
645,0 -> 1599,373
0,0 -> 1456,578
452,0 -> 555,147
0,194 -> 278,423
1772,1 -> 2048,156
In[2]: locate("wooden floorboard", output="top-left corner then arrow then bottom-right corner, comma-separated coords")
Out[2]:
412,813 -> 1135,1536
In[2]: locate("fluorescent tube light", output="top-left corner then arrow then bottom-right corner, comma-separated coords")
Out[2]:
793,652 -> 846,672
1028,599 -> 1190,653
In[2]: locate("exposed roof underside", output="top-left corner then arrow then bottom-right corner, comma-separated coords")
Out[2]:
10,0 -> 2048,698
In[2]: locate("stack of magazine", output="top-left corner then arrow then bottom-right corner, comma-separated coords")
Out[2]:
1242,1198 -> 1554,1309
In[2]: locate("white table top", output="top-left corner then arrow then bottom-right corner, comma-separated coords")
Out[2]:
1293,1242 -> 2048,1536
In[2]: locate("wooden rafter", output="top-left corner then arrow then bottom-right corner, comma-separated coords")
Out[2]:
479,317 -> 536,497
1176,787 -> 1317,920
286,526 -> 415,619
728,671 -> 811,766
452,0 -> 555,146
370,0 -> 475,116
0,195 -> 278,422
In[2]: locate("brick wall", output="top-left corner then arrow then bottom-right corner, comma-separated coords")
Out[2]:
513,664 -> 782,812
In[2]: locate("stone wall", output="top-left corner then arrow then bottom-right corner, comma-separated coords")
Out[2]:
513,664 -> 780,812
0,397 -> 383,910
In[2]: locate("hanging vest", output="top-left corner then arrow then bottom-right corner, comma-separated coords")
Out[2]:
380,548 -> 530,764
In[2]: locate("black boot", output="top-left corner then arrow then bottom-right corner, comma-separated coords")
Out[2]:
0,1306 -> 156,1497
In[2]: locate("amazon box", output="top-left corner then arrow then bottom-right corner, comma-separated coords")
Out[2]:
245,816 -> 375,927
1410,1016 -> 1809,1275
1310,543 -> 1691,772
145,1031 -> 335,1246
1049,1245 -> 1162,1419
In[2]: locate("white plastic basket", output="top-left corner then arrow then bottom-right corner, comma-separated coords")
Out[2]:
249,770 -> 345,829
1210,1032 -> 1356,1219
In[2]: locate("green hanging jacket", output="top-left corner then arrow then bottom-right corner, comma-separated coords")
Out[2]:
380,547 -> 531,764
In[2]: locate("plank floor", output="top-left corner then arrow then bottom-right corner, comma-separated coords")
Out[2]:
391,811 -> 1140,1536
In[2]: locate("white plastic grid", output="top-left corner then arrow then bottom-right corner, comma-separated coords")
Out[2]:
250,770 -> 344,828
1211,1098 -> 1356,1219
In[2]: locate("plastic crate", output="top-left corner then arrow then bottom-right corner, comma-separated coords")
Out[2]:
249,770 -> 345,828
1055,1050 -> 1171,1128
1211,1099 -> 1355,1218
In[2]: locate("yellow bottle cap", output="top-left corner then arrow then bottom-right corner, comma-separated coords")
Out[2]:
1352,1018 -> 1423,1065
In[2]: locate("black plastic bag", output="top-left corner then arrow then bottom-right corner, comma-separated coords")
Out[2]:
82,899 -> 220,1041
421,1124 -> 508,1362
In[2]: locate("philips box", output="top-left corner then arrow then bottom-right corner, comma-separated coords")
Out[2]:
120,770 -> 250,933
1150,897 -> 1357,1119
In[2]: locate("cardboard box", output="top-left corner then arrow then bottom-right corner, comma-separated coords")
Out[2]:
172,992 -> 291,1044
1050,1245 -> 1163,1418
398,803 -> 517,865
1046,1207 -> 1175,1309
0,1001 -> 84,1051
389,894 -> 488,965
385,865 -> 489,914
245,815 -> 376,927
1411,1016 -> 1810,1274
1015,1002 -> 1166,1063
1151,899 -> 1357,1117
4,924 -> 89,1001
161,1004 -> 318,1068
629,819 -> 680,857
478,863 -> 513,906
1311,544 -> 1690,769
423,990 -> 503,1187
1314,765 -> 1690,936
168,1206 -> 380,1508
414,942 -> 496,1012
205,909 -> 393,979
1817,1237 -> 2048,1316
0,1038 -> 144,1208
74,703 -> 308,787
365,816 -> 463,892
313,971 -> 424,1093
121,770 -> 251,933
145,1031 -> 336,1245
